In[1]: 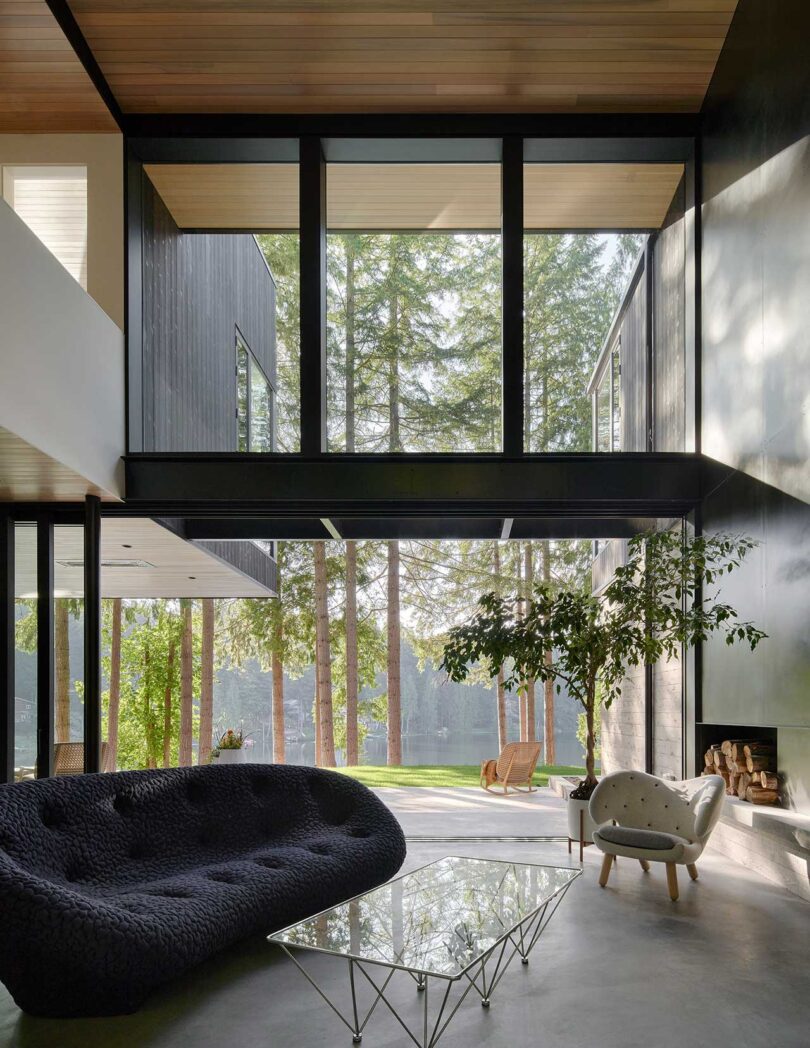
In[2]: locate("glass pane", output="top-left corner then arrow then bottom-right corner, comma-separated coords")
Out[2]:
596,372 -> 611,453
249,358 -> 273,452
53,526 -> 84,775
611,344 -> 622,451
236,341 -> 249,452
140,163 -> 297,452
326,163 -> 502,452
271,857 -> 579,975
524,232 -> 642,451
256,233 -> 299,452
14,525 -> 37,781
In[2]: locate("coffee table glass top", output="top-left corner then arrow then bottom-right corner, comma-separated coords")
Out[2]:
268,856 -> 580,978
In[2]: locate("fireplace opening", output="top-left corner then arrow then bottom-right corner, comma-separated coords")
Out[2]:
697,724 -> 779,806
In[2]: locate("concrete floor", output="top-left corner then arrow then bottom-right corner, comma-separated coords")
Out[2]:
1,787 -> 808,1048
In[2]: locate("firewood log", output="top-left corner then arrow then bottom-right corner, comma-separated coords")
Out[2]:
713,751 -> 728,770
726,759 -> 742,774
731,742 -> 759,762
728,772 -> 739,795
742,743 -> 775,759
745,785 -> 779,805
706,748 -> 718,765
746,754 -> 771,774
760,771 -> 779,791
737,772 -> 752,799
721,739 -> 751,757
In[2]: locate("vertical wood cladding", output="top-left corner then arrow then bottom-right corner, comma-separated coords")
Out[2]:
652,180 -> 687,452
141,175 -> 276,452
618,276 -> 646,453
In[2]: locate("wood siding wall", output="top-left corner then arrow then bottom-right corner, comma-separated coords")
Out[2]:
618,276 -> 647,453
141,175 -> 276,452
653,180 -> 687,452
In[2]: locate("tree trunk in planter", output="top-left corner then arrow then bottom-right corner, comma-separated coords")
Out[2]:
387,540 -> 402,766
55,600 -> 70,745
178,600 -> 194,766
313,541 -> 336,768
584,684 -> 597,784
198,598 -> 214,765
345,540 -> 359,765
106,597 -> 122,771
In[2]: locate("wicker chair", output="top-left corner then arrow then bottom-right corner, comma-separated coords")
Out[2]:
53,742 -> 110,776
480,741 -> 542,794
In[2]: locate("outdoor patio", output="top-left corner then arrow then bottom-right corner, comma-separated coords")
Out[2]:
1,786 -> 806,1048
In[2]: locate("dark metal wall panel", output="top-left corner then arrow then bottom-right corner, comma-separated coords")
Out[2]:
141,174 -> 276,452
700,0 -> 810,810
653,179 -> 687,452
619,277 -> 646,453
192,539 -> 277,596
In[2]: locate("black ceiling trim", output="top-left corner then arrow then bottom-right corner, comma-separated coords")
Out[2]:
123,113 -> 700,141
45,1 -> 125,130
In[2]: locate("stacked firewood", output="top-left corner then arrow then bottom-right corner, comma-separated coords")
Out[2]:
702,740 -> 779,805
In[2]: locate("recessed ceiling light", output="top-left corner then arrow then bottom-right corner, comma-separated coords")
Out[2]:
122,544 -> 132,549
57,559 -> 155,569
188,576 -> 196,580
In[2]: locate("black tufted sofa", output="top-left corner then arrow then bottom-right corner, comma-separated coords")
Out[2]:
0,764 -> 405,1018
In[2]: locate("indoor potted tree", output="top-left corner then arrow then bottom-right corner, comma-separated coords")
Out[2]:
441,530 -> 766,843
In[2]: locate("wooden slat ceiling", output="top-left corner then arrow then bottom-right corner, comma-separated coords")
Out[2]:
0,0 -> 116,131
69,0 -> 738,115
144,161 -> 684,230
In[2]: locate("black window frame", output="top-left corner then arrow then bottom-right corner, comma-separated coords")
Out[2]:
235,327 -> 276,454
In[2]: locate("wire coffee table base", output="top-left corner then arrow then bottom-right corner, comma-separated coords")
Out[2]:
277,880 -> 574,1047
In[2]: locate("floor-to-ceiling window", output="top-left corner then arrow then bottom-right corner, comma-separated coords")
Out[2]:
325,155 -> 502,452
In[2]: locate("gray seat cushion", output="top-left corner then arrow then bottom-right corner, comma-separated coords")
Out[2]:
597,824 -> 681,851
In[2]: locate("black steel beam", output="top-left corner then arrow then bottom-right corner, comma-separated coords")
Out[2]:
182,515 -> 661,542
0,515 -> 14,783
83,496 -> 102,773
44,1 -> 124,129
502,137 -> 524,456
123,113 -> 700,140
36,518 -> 54,779
299,136 -> 327,455
123,453 -> 713,517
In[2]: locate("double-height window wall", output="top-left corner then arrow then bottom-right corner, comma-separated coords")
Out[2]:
128,138 -> 692,459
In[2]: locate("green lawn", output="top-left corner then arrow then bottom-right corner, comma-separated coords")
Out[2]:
330,764 -> 586,789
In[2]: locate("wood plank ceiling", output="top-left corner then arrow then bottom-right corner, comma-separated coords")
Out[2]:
144,161 -> 684,230
69,0 -> 739,114
0,0 -> 116,131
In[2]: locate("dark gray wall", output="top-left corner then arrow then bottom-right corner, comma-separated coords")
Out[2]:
700,0 -> 810,811
141,175 -> 276,452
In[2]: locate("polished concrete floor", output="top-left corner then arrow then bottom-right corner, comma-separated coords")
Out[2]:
1,788 -> 807,1048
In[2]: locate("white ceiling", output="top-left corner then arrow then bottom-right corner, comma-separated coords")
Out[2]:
13,518 -> 273,599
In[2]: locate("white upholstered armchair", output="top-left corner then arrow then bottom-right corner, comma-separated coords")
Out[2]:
588,771 -> 726,901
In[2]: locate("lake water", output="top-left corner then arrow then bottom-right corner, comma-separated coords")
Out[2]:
282,731 -> 585,769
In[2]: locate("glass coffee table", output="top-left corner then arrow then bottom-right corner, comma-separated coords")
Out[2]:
268,856 -> 580,1047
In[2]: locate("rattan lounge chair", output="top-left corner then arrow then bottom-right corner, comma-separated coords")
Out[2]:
480,741 -> 542,794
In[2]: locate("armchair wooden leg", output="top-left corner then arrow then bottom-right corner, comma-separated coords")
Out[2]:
599,853 -> 613,888
687,863 -> 699,881
639,859 -> 650,872
666,863 -> 679,901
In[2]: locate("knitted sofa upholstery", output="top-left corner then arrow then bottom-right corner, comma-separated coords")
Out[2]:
0,764 -> 406,1018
